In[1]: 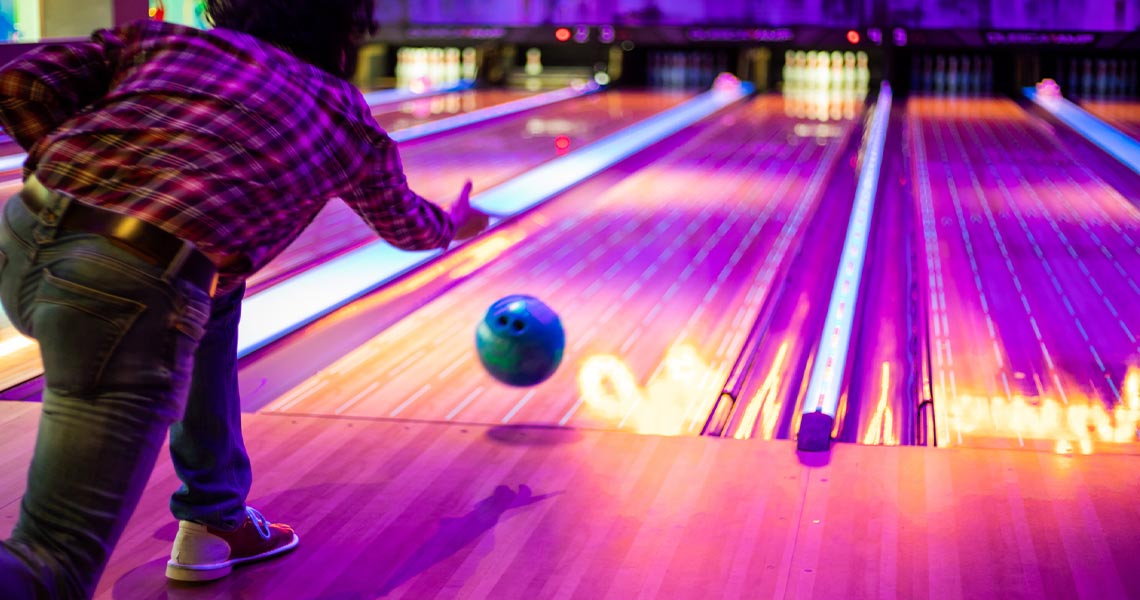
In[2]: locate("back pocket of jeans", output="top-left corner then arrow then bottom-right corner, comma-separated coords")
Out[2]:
32,269 -> 145,394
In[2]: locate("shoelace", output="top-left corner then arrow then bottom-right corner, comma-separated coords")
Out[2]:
246,507 -> 272,540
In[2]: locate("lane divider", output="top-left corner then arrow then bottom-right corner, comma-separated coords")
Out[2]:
1024,87 -> 1140,178
473,84 -> 747,216
797,81 -> 893,452
392,82 -> 598,143
0,152 -> 24,172
237,82 -> 752,357
360,81 -> 473,106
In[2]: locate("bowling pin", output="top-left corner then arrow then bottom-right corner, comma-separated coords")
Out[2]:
782,50 -> 792,89
395,47 -> 407,88
910,55 -> 921,93
445,47 -> 460,86
947,55 -> 958,95
975,55 -> 984,95
856,52 -> 868,90
1067,58 -> 1079,97
525,47 -> 542,76
934,55 -> 946,94
967,55 -> 975,95
830,51 -> 843,89
1096,59 -> 1107,97
1080,58 -> 1089,97
461,47 -> 477,82
925,55 -> 935,92
983,56 -> 993,94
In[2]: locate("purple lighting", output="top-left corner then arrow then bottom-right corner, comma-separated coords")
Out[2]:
686,28 -> 794,42
892,27 -> 908,46
380,0 -> 1139,31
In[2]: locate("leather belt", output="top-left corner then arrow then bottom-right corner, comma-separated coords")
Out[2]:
20,177 -> 218,297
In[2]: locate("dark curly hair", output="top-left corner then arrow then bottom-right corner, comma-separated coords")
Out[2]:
205,0 -> 377,80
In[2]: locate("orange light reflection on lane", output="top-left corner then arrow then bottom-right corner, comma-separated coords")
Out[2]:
1027,179 -> 1137,222
733,341 -> 789,440
862,361 -> 899,445
941,367 -> 1140,453
577,342 -> 721,436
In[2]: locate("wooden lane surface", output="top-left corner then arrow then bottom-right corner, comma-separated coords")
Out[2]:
244,91 -> 691,294
1,401 -> 1138,598
785,442 -> 1140,600
909,97 -> 1140,453
1081,100 -> 1140,142
259,96 -> 862,437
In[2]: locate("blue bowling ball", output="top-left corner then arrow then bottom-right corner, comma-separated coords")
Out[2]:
476,295 -> 565,386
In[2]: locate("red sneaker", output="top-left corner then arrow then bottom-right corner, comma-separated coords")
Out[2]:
166,507 -> 299,582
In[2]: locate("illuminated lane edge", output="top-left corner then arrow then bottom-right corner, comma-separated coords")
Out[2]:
0,153 -> 23,172
473,83 -> 753,216
797,81 -> 893,452
0,82 -> 483,174
236,82 -> 752,357
1024,87 -> 1140,178
360,81 -> 473,106
392,82 -> 600,143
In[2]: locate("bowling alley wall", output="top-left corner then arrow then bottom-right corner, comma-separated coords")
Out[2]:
373,0 -> 1137,30
3,0 -> 1130,102
0,0 -> 1132,42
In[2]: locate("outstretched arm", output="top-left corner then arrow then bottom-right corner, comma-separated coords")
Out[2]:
341,130 -> 457,251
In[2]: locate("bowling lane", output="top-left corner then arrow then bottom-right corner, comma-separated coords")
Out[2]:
265,94 -> 864,436
368,89 -> 535,132
839,108 -> 915,447
0,89 -> 543,393
1081,100 -> 1140,141
909,97 -> 1140,454
247,90 -> 691,292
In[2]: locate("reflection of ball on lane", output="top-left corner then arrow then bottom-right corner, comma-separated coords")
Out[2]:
476,295 -> 565,387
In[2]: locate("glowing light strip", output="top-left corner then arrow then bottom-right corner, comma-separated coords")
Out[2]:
236,83 -> 751,357
802,82 -> 893,419
391,82 -> 600,143
1025,87 -> 1140,178
360,81 -> 473,106
473,83 -> 752,216
0,154 -> 24,172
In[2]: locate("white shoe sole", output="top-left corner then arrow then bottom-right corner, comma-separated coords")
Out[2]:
165,533 -> 300,582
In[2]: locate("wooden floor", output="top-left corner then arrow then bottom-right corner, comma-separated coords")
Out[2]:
1,401 -> 1138,599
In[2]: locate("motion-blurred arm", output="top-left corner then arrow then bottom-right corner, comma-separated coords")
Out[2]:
340,112 -> 456,251
0,33 -> 119,153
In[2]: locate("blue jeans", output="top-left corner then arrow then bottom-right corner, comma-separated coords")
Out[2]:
0,191 -> 252,598
169,278 -> 252,531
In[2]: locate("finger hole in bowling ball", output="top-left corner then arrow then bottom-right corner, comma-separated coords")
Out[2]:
511,320 -> 525,332
497,315 -> 509,327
